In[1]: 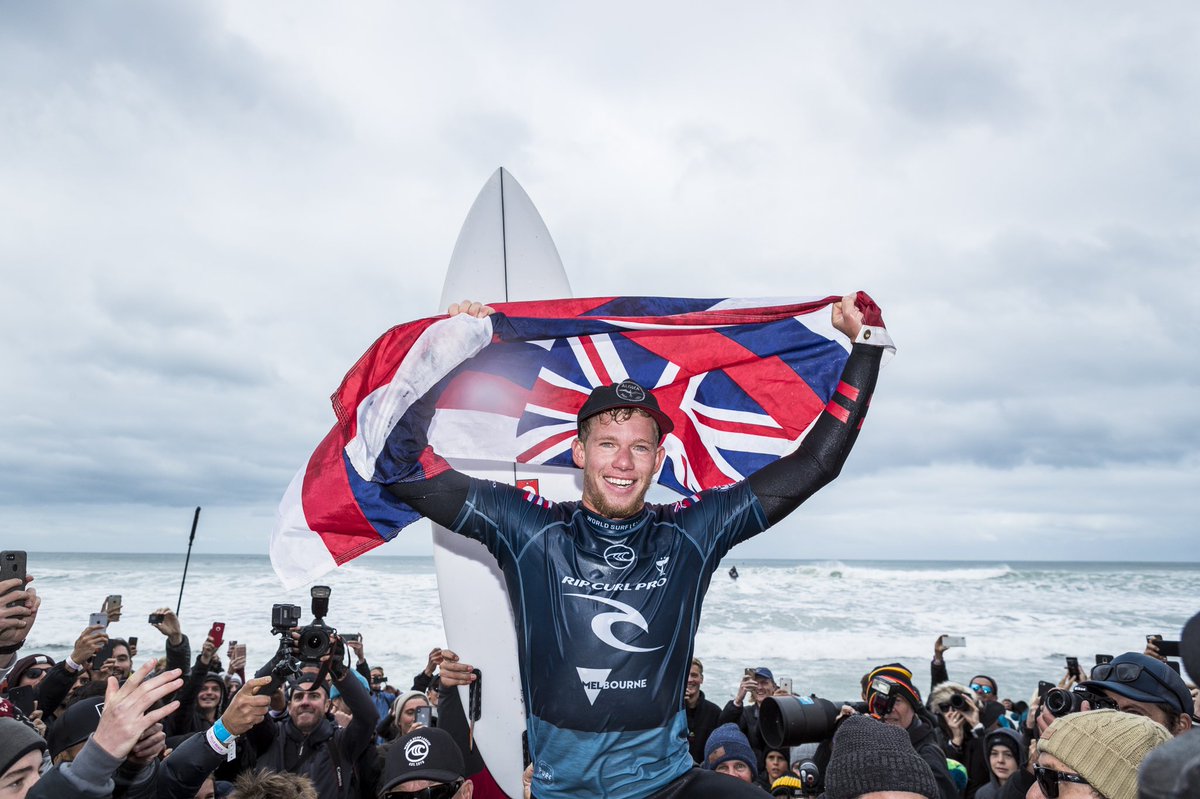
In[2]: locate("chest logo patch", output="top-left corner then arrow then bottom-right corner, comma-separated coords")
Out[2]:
603,544 -> 636,570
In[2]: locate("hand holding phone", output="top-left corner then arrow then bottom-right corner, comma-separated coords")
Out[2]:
414,706 -> 433,728
89,612 -> 110,628
209,622 -> 226,649
1,551 -> 28,608
941,635 -> 967,648
1065,656 -> 1082,680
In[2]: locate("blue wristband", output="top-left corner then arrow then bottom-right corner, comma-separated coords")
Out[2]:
212,718 -> 233,744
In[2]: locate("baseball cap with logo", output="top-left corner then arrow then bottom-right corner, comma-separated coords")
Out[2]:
47,696 -> 105,758
378,727 -> 466,796
577,379 -> 674,440
1079,652 -> 1193,715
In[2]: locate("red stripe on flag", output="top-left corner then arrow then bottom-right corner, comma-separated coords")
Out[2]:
437,371 -> 529,417
836,381 -> 860,402
517,427 -> 578,464
302,427 -> 385,564
825,400 -> 851,424
578,336 -> 614,386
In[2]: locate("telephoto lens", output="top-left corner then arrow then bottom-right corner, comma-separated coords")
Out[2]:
759,696 -> 840,747
949,692 -> 969,711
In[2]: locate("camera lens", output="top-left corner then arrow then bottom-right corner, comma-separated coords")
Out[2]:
949,693 -> 969,711
1043,688 -> 1078,717
759,696 -> 839,748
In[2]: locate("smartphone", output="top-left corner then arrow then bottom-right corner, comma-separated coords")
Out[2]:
1095,654 -> 1113,666
1037,680 -> 1054,699
942,635 -> 967,648
1066,656 -> 1082,679
414,706 -> 434,727
6,685 -> 35,716
89,612 -> 110,628
778,677 -> 793,695
1,551 -> 27,607
233,643 -> 247,660
148,613 -> 165,625
128,636 -> 138,648
209,622 -> 226,649
1148,636 -> 1182,658
344,633 -> 362,643
103,595 -> 122,614
744,667 -> 756,679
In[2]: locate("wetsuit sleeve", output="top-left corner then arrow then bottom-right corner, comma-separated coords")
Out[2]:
385,468 -> 473,529
748,342 -> 883,527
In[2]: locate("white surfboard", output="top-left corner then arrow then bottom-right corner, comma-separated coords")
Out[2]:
435,168 -> 576,798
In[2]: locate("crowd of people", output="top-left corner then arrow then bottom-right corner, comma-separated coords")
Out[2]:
0,578 -> 1196,799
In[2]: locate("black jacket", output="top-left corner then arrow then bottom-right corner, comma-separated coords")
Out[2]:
245,668 -> 375,799
908,716 -> 961,799
686,690 -> 722,764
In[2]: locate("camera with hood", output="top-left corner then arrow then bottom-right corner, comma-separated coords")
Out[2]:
759,695 -> 841,747
1044,687 -> 1118,717
297,585 -> 338,661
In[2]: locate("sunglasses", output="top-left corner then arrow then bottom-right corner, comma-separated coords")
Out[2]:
969,682 -> 995,695
371,675 -> 388,683
23,667 -> 50,680
385,780 -> 463,799
1034,766 -> 1090,798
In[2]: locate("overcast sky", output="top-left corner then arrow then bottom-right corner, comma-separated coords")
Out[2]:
3,2 -> 1197,563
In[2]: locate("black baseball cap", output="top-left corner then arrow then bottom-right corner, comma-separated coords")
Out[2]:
378,728 -> 465,795
47,696 -> 105,758
577,379 -> 673,440
1079,652 -> 1193,715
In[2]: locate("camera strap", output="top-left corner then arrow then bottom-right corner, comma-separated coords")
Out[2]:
467,668 -> 482,750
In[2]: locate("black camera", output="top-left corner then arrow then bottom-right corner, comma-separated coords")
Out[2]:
1044,687 -> 1118,717
271,603 -> 302,633
297,586 -> 337,661
759,695 -> 840,747
938,692 -> 971,713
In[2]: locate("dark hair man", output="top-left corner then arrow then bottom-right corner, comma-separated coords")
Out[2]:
387,296 -> 887,799
1078,652 -> 1194,736
244,645 -> 376,799
685,657 -> 721,764
719,666 -> 779,765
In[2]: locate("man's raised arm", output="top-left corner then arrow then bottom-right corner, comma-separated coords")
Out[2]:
748,294 -> 886,526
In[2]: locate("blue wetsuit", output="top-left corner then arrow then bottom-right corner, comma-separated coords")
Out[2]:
389,340 -> 884,799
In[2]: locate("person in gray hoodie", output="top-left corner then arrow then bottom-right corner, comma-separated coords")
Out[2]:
975,727 -> 1023,799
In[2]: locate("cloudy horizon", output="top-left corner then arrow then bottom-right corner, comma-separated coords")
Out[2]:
3,3 -> 1197,566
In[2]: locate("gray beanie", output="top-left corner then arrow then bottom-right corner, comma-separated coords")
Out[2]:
1135,729 -> 1200,799
0,716 -> 47,775
825,714 -> 939,799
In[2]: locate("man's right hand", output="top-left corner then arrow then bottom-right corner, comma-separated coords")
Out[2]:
150,608 -> 183,646
423,647 -> 444,678
0,577 -> 39,652
71,624 -> 109,666
219,676 -> 274,735
1144,635 -> 1167,663
934,634 -> 948,662
734,674 -> 757,706
91,660 -> 182,760
199,635 -> 216,666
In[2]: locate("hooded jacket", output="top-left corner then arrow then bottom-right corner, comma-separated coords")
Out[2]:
975,727 -> 1025,799
907,714 -> 962,799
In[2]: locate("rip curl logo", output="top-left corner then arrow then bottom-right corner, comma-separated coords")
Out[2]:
615,380 -> 647,402
603,544 -> 636,570
404,736 -> 430,766
565,594 -> 663,653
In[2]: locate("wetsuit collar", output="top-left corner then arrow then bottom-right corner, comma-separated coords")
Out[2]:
580,505 -> 648,535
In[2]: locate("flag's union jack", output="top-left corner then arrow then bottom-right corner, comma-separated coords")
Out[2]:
270,294 -> 891,588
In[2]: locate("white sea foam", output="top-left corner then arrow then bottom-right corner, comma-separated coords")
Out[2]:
15,554 -> 1198,706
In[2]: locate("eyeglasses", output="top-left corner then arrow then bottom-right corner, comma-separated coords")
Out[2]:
385,780 -> 463,799
1034,766 -> 1090,798
969,682 -> 995,695
1089,662 -> 1184,709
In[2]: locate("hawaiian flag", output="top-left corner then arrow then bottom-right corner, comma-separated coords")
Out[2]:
270,295 -> 892,588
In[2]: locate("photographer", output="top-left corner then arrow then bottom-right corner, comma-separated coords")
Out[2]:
864,665 -> 958,799
929,681 -> 988,797
244,638 -> 375,799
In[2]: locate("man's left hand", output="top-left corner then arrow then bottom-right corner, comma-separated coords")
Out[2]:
831,294 -> 865,341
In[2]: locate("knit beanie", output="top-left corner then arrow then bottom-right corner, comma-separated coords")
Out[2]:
1038,709 -> 1172,799
867,663 -> 922,707
824,714 -> 939,799
0,716 -> 47,775
1137,730 -> 1200,799
702,723 -> 757,778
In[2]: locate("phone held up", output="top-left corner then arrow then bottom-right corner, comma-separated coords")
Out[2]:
941,635 -> 967,648
89,612 -> 110,628
1065,656 -> 1082,680
778,677 -> 794,695
1148,635 -> 1182,659
103,595 -> 121,614
209,622 -> 226,650
1,551 -> 27,607
414,706 -> 434,728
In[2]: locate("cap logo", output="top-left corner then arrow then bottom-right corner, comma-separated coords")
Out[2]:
614,380 -> 646,402
707,746 -> 727,765
404,735 -> 430,766
94,702 -> 106,719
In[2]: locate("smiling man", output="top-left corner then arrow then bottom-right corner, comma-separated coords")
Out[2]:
386,296 -> 887,799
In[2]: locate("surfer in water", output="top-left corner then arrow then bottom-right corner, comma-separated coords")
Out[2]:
386,296 -> 886,799
729,566 -> 739,581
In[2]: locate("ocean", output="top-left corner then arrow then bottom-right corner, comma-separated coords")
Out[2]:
18,554 -> 1199,706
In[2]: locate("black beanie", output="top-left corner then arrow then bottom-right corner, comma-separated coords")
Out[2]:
825,714 -> 939,799
0,717 -> 47,775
